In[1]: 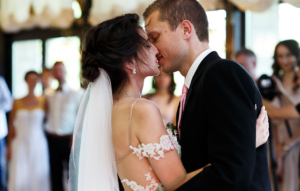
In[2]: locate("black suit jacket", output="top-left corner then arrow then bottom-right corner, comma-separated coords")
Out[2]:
176,52 -> 271,191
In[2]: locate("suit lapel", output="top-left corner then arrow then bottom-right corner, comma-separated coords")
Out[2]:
183,51 -> 221,117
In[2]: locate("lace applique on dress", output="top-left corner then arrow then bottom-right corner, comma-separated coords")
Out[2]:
122,173 -> 163,191
129,129 -> 179,160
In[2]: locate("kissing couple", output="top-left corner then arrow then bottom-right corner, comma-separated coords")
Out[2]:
69,0 -> 271,190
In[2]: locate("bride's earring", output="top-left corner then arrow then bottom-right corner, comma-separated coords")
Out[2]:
132,68 -> 136,74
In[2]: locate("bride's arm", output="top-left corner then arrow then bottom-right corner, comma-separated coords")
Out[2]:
132,100 -> 190,190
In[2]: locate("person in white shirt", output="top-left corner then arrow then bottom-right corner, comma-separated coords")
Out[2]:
0,76 -> 12,191
45,62 -> 83,191
235,48 -> 257,81
41,68 -> 55,96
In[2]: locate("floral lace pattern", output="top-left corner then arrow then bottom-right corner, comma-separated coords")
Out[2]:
122,173 -> 162,191
129,129 -> 180,160
122,127 -> 179,191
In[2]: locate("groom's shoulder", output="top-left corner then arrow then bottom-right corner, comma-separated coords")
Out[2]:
206,58 -> 249,77
209,58 -> 244,70
203,58 -> 255,88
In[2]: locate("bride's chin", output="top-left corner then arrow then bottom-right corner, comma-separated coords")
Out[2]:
155,70 -> 160,76
151,69 -> 160,77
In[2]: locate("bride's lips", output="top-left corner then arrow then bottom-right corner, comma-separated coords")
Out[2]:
156,54 -> 163,65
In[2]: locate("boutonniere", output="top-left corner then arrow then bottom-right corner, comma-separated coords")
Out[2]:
166,122 -> 178,136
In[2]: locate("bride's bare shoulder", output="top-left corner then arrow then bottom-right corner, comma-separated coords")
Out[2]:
131,98 -> 166,137
133,98 -> 161,117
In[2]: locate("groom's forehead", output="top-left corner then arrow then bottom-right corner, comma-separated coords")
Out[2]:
145,19 -> 155,35
145,11 -> 161,32
145,18 -> 168,36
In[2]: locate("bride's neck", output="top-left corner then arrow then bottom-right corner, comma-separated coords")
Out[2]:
114,75 -> 144,100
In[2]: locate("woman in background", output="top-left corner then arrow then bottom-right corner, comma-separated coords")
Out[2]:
7,71 -> 50,191
144,67 -> 179,125
270,40 -> 300,191
264,67 -> 300,120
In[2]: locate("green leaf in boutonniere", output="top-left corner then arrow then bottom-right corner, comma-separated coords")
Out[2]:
166,122 -> 178,136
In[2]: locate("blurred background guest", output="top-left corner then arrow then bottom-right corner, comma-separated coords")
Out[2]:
144,67 -> 179,125
0,76 -> 13,191
265,101 -> 300,119
264,68 -> 300,120
45,62 -> 83,191
41,68 -> 54,96
269,40 -> 300,191
6,71 -> 50,191
235,48 -> 257,81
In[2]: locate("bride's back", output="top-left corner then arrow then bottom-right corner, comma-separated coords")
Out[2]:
112,98 -> 162,190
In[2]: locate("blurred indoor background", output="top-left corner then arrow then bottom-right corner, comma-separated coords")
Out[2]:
1,1 -> 300,191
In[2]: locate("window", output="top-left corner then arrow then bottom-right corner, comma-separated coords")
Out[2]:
279,3 -> 300,43
45,36 -> 81,90
12,39 -> 43,98
245,3 -> 300,78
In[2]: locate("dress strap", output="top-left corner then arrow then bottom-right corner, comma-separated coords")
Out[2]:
116,98 -> 142,164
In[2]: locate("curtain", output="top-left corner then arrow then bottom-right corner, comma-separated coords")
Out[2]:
0,0 -> 75,33
229,0 -> 277,12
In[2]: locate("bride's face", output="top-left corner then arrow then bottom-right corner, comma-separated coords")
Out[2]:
136,29 -> 160,77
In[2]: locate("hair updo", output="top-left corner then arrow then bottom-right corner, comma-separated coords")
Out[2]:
81,13 -> 149,94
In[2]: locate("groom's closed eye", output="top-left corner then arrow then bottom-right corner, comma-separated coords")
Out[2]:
149,34 -> 159,43
152,36 -> 159,43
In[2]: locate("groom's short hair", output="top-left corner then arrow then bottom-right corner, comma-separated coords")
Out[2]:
143,0 -> 209,42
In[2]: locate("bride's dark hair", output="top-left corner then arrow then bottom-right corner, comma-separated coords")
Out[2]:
81,13 -> 150,94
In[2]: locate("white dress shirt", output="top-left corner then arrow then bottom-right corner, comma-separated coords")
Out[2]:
0,76 -> 13,139
45,83 -> 84,136
184,48 -> 213,88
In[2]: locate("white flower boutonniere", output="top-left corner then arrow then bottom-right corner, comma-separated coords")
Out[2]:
165,122 -> 178,136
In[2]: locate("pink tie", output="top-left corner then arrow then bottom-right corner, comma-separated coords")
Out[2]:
178,85 -> 188,138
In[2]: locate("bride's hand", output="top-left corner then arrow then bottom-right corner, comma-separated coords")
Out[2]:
256,106 -> 269,148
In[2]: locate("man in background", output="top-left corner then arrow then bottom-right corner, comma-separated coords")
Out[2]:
41,68 -> 54,95
235,48 -> 257,81
45,62 -> 83,191
0,76 -> 12,191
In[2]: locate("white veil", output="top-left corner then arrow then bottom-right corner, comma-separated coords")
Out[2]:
68,68 -> 119,191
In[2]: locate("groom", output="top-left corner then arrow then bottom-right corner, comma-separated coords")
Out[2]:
144,0 -> 271,190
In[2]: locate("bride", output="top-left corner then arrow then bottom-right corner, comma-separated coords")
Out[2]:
69,14 -> 269,191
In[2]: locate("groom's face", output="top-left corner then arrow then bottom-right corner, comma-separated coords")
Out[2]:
145,10 -> 186,74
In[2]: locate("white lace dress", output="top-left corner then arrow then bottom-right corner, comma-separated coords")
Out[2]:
8,97 -> 50,191
116,99 -> 181,191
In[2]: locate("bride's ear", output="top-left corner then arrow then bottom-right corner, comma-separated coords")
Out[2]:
124,61 -> 135,73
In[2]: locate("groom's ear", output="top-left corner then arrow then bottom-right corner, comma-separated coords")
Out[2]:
181,20 -> 193,40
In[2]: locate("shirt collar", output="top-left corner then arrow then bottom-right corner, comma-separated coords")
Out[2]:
184,48 -> 213,88
57,83 -> 69,93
